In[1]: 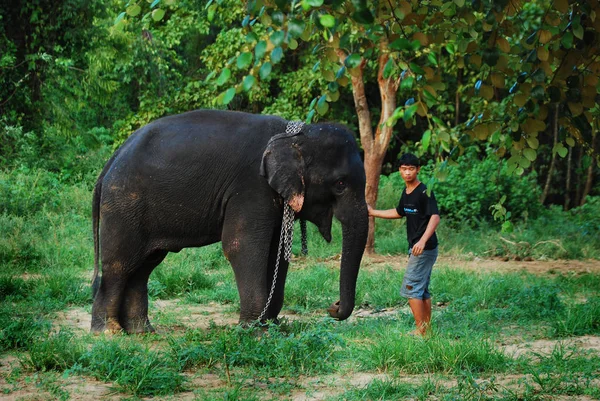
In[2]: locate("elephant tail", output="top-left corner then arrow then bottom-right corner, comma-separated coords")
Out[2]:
91,148 -> 121,299
91,174 -> 103,299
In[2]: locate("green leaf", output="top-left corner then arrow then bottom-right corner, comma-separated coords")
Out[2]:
400,76 -> 414,90
259,62 -> 272,80
389,38 -> 411,51
317,94 -> 329,115
422,129 -> 432,151
344,54 -> 362,69
255,41 -> 267,60
304,0 -> 324,6
126,4 -> 141,17
150,0 -> 160,8
335,66 -> 346,79
409,63 -> 425,75
114,12 -> 126,26
289,39 -> 298,50
246,32 -> 258,43
523,148 -> 537,161
288,19 -> 306,38
403,104 -> 418,122
383,58 -> 394,79
151,8 -> 165,21
271,47 -> 284,64
221,88 -> 236,105
446,43 -> 456,55
242,75 -> 256,91
320,14 -> 336,28
427,52 -> 438,66
454,0 -> 465,6
271,31 -> 285,47
561,31 -> 573,49
237,52 -> 253,69
572,23 -> 584,40
353,9 -> 374,24
216,68 -> 231,86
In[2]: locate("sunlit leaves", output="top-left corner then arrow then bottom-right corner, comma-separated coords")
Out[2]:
219,87 -> 236,105
151,9 -> 165,21
126,4 -> 141,17
242,75 -> 256,91
316,95 -> 329,115
344,54 -> 362,69
319,14 -> 335,28
271,47 -> 283,64
236,52 -> 252,69
216,68 -> 231,86
259,62 -> 272,80
255,41 -> 267,60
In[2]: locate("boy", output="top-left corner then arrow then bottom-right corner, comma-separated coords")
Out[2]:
368,153 -> 440,336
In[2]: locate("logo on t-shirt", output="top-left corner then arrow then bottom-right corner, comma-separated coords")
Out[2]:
404,207 -> 418,214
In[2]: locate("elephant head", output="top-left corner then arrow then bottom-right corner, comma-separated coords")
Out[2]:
260,122 -> 368,320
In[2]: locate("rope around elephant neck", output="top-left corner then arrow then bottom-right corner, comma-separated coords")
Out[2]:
257,202 -> 295,322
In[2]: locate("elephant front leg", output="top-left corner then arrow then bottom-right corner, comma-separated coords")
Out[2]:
222,221 -> 285,324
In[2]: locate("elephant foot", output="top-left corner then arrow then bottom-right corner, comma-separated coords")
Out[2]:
91,317 -> 124,335
122,318 -> 155,334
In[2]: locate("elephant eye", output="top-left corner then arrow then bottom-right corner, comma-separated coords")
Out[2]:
333,179 -> 347,193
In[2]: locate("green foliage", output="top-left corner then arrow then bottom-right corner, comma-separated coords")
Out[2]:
0,307 -> 52,352
77,338 -> 185,396
22,330 -> 85,372
377,154 -> 542,227
355,327 -> 508,374
550,297 -> 600,338
170,321 -> 343,377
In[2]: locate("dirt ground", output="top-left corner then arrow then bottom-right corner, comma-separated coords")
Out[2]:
2,256 -> 600,400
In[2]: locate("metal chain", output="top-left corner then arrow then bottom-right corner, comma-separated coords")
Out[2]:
257,120 -> 304,322
257,203 -> 295,322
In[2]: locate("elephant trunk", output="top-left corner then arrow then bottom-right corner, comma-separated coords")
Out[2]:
328,199 -> 368,320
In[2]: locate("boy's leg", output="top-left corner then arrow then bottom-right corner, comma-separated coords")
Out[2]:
402,248 -> 437,336
408,298 -> 431,335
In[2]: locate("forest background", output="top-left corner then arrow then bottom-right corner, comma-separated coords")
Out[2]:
1,0 -> 600,255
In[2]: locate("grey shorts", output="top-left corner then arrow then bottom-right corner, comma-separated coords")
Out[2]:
400,247 -> 438,300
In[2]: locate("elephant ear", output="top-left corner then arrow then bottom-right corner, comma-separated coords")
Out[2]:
260,137 -> 305,212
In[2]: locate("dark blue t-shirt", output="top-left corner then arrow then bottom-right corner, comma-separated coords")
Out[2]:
396,182 -> 439,251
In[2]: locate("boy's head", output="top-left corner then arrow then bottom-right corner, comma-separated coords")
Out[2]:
397,153 -> 420,168
397,153 -> 420,184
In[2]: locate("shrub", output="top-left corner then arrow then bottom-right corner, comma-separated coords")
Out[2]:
377,153 -> 543,227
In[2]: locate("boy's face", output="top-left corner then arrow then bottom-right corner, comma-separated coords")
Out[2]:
399,164 -> 420,184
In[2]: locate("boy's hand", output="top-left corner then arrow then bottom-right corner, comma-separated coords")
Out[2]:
367,204 -> 374,216
412,240 -> 426,256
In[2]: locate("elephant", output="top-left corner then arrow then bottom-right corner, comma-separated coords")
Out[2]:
90,109 -> 368,334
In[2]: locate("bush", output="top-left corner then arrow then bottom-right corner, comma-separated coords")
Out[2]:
378,153 -> 543,227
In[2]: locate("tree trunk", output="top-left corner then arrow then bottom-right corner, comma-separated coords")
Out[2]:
581,129 -> 597,205
540,104 -> 559,204
336,39 -> 399,254
575,146 -> 583,206
564,146 -> 572,210
455,68 -> 463,126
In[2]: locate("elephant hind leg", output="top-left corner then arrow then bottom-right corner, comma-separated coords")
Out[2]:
91,260 -> 130,334
120,250 -> 168,334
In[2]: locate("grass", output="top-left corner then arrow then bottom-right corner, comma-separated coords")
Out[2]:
1,168 -> 600,398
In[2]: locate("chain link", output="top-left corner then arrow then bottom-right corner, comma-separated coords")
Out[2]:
257,121 -> 304,322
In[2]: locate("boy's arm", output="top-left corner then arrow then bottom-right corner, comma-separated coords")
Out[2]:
411,214 -> 440,256
367,204 -> 402,219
